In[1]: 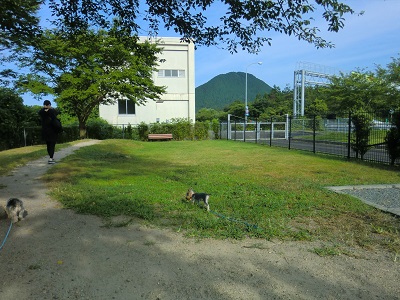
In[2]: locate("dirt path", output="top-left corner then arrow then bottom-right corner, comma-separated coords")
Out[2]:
0,140 -> 399,300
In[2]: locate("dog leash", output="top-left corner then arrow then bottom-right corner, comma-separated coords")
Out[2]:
0,221 -> 13,251
210,210 -> 260,230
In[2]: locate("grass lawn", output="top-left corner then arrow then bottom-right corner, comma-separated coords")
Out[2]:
0,142 -> 74,176
3,139 -> 400,256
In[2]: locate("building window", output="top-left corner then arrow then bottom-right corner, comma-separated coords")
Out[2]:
118,100 -> 135,115
158,69 -> 185,78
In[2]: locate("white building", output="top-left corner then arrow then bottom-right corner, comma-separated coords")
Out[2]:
99,37 -> 195,125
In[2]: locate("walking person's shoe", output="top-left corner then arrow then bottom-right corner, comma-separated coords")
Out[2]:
48,158 -> 56,164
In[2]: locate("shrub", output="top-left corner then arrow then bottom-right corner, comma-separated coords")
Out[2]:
0,88 -> 31,150
194,121 -> 209,140
385,111 -> 400,165
169,118 -> 192,140
57,124 -> 80,143
86,118 -> 121,140
351,110 -> 372,160
211,119 -> 220,139
137,122 -> 149,141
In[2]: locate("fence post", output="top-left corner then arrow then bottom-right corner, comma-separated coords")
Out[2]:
285,114 -> 289,140
269,117 -> 273,147
255,118 -> 258,144
313,115 -> 316,153
243,118 -> 246,143
288,115 -> 292,150
234,118 -> 237,141
23,128 -> 27,147
227,114 -> 231,140
347,111 -> 351,159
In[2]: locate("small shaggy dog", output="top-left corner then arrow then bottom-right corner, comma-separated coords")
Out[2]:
6,198 -> 27,223
186,188 -> 210,212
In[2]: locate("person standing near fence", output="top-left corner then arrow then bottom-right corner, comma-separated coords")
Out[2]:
38,100 -> 58,164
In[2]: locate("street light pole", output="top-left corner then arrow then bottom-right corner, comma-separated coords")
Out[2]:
245,61 -> 263,125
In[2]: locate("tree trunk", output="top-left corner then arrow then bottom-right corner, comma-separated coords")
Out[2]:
79,121 -> 87,139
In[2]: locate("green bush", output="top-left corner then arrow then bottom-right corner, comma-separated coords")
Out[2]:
211,119 -> 220,139
123,124 -> 132,139
57,125 -> 80,143
351,110 -> 372,160
86,118 -> 122,140
137,122 -> 149,141
137,119 -> 213,141
194,121 -> 209,140
146,119 -> 193,141
385,111 -> 400,165
169,118 -> 192,140
0,88 -> 32,150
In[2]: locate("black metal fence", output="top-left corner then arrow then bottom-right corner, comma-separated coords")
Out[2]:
220,110 -> 399,166
14,124 -> 130,149
15,121 -> 209,149
5,111 -> 399,167
6,125 -> 81,149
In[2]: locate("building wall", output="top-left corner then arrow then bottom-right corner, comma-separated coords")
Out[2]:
99,37 -> 195,125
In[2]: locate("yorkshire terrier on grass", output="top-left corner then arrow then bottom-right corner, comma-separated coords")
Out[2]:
186,188 -> 210,212
5,198 -> 27,223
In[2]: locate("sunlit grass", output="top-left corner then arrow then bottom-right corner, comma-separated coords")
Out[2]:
0,142 -> 74,176
4,139 -> 400,255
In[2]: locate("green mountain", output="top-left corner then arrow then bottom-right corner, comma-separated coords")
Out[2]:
195,72 -> 272,111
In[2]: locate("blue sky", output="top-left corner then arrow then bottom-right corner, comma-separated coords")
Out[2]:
15,0 -> 400,106
192,0 -> 400,88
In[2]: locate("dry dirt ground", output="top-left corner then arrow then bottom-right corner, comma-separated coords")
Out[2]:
0,140 -> 399,300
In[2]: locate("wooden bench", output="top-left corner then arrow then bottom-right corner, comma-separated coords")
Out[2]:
148,133 -> 173,141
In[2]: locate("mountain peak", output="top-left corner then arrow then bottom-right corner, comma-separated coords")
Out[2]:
195,72 -> 272,111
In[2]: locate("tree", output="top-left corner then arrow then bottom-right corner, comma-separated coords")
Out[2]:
0,0 -> 41,49
351,109 -> 372,160
47,0 -> 354,53
0,0 -> 41,85
18,27 -> 165,138
250,85 -> 292,118
0,87 -> 30,150
384,111 -> 400,166
305,98 -> 328,117
385,126 -> 400,166
321,70 -> 390,113
320,55 -> 400,114
223,100 -> 245,119
196,108 -> 224,122
376,55 -> 400,111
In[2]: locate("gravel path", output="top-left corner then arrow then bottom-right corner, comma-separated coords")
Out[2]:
327,184 -> 400,216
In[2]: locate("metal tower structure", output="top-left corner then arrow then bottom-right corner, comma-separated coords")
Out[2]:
293,62 -> 336,116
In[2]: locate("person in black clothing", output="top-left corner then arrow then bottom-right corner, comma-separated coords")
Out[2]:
38,100 -> 58,164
